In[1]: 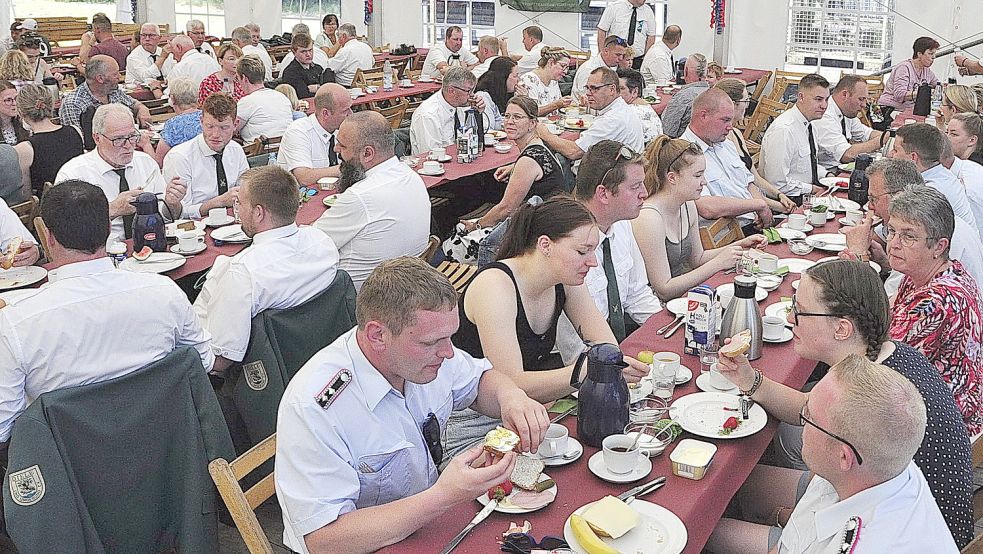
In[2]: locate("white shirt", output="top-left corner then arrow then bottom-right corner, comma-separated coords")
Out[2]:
0,199 -> 35,251
471,58 -> 493,79
0,257 -> 213,441
640,40 -> 674,86
124,46 -> 174,85
313,157 -> 431,290
922,164 -> 979,232
519,71 -> 561,110
951,158 -> 983,240
575,97 -> 645,154
324,39 -> 374,87
556,219 -> 663,363
517,42 -> 545,75
421,42 -> 478,79
168,49 -> 221,89
278,114 -> 338,173
237,88 -> 293,143
242,44 -> 274,81
813,99 -> 874,169
883,215 -> 983,300
276,327 -> 491,554
596,0 -> 657,58
278,49 -> 330,74
196,41 -> 215,58
779,462 -> 957,554
162,135 -> 249,218
409,90 -> 459,155
759,106 -> 822,196
55,150 -> 167,243
572,54 -> 614,100
193,224 -> 339,362
683,127 -> 756,225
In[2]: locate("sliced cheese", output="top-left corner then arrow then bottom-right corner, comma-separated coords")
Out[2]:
582,495 -> 639,539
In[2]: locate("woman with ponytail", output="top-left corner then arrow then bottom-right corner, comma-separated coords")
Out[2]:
13,84 -> 83,198
445,196 -> 650,459
633,135 -> 766,301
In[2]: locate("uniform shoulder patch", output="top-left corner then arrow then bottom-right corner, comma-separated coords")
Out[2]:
242,360 -> 268,391
315,369 -> 352,409
8,465 -> 45,506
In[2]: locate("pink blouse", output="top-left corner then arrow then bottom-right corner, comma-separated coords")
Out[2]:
878,59 -> 939,110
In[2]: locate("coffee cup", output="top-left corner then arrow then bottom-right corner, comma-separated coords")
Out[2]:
602,434 -> 641,474
708,362 -> 734,390
808,210 -> 827,226
207,208 -> 228,223
429,147 -> 447,160
177,231 -> 204,252
399,78 -> 412,87
844,209 -> 863,225
484,133 -> 496,146
756,254 -> 778,274
539,423 -> 570,457
762,315 -> 786,341
422,160 -> 442,172
788,213 -> 807,230
651,351 -> 680,379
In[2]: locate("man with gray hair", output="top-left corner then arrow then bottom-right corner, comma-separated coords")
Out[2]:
125,23 -> 174,90
471,35 -> 504,79
409,66 -> 485,155
55,104 -> 184,243
661,52 -> 710,137
231,25 -> 272,81
322,23 -> 373,87
185,19 -> 215,58
59,54 -> 150,130
277,23 -> 329,72
315,111 -> 431,290
278,84 -> 353,185
167,34 -> 220,89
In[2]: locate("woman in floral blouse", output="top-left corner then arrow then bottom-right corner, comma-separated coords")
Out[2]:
886,186 -> 983,435
518,47 -> 572,116
198,43 -> 244,106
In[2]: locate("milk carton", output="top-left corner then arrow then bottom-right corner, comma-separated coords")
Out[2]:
684,284 -> 717,355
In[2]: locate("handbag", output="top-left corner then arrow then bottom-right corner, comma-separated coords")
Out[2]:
442,222 -> 492,264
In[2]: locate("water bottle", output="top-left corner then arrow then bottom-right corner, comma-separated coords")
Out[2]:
382,60 -> 393,91
456,111 -> 472,164
465,108 -> 479,161
718,275 -> 763,361
107,241 -> 127,267
267,151 -> 277,166
849,154 -> 872,207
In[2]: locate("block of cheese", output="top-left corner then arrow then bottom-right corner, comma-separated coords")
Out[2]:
582,495 -> 639,539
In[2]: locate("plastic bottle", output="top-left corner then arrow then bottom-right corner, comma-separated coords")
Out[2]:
382,60 -> 393,91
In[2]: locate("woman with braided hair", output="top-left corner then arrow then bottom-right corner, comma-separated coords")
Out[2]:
707,258 -> 974,550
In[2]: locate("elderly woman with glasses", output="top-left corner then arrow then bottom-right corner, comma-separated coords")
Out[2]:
518,47 -> 572,116
706,259 -> 975,550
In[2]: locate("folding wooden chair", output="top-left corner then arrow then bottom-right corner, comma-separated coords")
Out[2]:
699,218 -> 745,249
209,434 -> 279,554
377,100 -> 408,129
749,70 -> 772,103
743,97 -> 793,149
9,196 -> 38,230
33,216 -> 50,262
435,261 -> 478,292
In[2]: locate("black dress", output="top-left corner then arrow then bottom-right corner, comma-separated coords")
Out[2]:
518,144 -> 565,200
281,60 -> 324,99
28,126 -> 84,198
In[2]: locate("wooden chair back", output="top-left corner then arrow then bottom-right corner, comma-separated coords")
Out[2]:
749,70 -> 772,103
9,196 -> 38,231
566,49 -> 591,65
242,136 -> 283,157
208,434 -> 277,554
743,97 -> 792,146
699,218 -> 745,249
377,100 -> 408,129
404,98 -> 425,123
420,234 -> 441,264
352,67 -> 386,88
962,533 -> 983,554
33,216 -> 50,262
435,261 -> 478,292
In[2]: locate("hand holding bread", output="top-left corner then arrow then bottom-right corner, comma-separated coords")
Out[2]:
715,331 -> 757,391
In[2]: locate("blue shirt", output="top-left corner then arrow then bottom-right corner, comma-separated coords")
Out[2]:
160,110 -> 203,148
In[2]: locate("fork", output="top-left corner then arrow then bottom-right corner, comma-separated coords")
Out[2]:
655,314 -> 683,335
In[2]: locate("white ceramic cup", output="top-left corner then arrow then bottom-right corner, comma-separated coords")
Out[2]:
762,315 -> 786,341
540,423 -> 570,457
429,147 -> 447,160
708,362 -> 734,390
601,434 -> 641,474
177,231 -> 204,252
757,255 -> 778,274
808,210 -> 827,226
207,208 -> 227,222
484,133 -> 496,145
788,213 -> 807,230
400,78 -> 412,87
652,351 -> 680,379
844,209 -> 863,225
422,160 -> 441,172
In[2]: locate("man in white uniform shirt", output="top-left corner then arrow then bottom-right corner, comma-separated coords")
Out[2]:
0,198 -> 38,267
596,0 -> 657,70
235,55 -> 293,143
512,26 -> 544,75
277,23 -> 330,73
760,73 -> 829,202
0,181 -> 213,446
231,26 -> 272,82
571,35 -> 628,100
193,166 -> 340,376
323,23 -> 374,87
640,25 -> 681,86
315,112 -> 431,290
556,141 -> 662,362
537,67 -> 644,162
888,123 -> 978,232
942,142 -> 983,239
124,23 -> 174,87
278,84 -> 351,186
707,356 -> 957,553
409,67 -> 485,155
470,35 -> 502,79
163,93 -> 248,218
421,26 -> 478,79
167,34 -> 220,90
276,256 -> 548,554
55,104 -> 184,242
683,88 -> 773,235
185,19 -> 215,58
813,74 -> 886,170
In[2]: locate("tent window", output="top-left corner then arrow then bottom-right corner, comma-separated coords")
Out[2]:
786,0 -> 895,77
282,0 -> 343,35
423,0 -> 496,48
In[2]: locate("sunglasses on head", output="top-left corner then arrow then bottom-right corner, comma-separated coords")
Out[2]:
421,412 -> 443,465
501,532 -> 570,554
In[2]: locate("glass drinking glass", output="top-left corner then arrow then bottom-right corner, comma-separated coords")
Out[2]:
801,193 -> 814,211
699,342 -> 720,377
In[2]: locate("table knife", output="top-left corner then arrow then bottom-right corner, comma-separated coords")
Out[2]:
624,477 -> 667,504
616,476 -> 666,502
439,498 -> 498,554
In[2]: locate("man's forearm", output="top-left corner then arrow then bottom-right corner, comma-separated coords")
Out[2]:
470,369 -> 524,419
539,132 -> 583,160
292,166 -> 340,187
695,196 -> 763,220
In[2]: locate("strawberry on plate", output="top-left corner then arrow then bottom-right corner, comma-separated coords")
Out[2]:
487,480 -> 513,501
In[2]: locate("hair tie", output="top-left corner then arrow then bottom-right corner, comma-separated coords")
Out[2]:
35,99 -> 44,110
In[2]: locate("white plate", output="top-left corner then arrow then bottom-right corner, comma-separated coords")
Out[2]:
475,471 -> 557,513
756,274 -> 783,291
169,243 -> 206,255
119,253 -> 186,274
819,177 -> 850,190
0,265 -> 47,290
418,168 -> 446,176
587,451 -> 652,483
564,499 -> 687,554
429,154 -> 452,162
838,217 -> 859,227
322,194 -> 339,207
816,256 -> 881,273
203,215 -> 235,227
775,227 -> 806,241
210,224 -> 252,243
716,282 -> 767,303
780,222 -> 813,233
763,328 -> 794,343
813,196 -> 861,213
764,300 -> 793,323
695,373 -> 739,394
535,437 -> 584,467
165,220 -> 206,238
806,233 -> 847,252
630,380 -> 655,403
776,258 -> 815,274
666,297 -> 688,317
670,392 -> 768,439
791,279 -> 800,290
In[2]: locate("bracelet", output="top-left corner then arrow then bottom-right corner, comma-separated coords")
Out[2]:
855,252 -> 870,262
740,368 -> 763,396
775,506 -> 791,529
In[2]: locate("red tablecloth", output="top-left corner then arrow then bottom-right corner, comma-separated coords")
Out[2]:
374,48 -> 428,63
352,81 -> 441,108
730,68 -> 771,85
410,143 -> 521,189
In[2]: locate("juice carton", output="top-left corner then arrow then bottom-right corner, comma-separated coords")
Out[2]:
684,284 -> 717,355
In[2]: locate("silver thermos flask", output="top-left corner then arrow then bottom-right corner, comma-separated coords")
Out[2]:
719,275 -> 763,360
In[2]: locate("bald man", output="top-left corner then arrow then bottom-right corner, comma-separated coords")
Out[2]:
167,34 -> 219,89
278,84 -> 353,186
313,111 -> 431,290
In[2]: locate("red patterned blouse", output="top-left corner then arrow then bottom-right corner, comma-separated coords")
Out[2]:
197,73 -> 245,105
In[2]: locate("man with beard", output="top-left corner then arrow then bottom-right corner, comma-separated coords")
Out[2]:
278,83 -> 351,187
193,165 -> 339,377
314,111 -> 430,291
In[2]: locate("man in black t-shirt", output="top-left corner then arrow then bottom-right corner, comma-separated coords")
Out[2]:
281,34 -> 324,100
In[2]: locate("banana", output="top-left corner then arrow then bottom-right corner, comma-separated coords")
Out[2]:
570,514 -> 619,554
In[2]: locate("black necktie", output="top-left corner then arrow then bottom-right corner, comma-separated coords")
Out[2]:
601,237 -> 625,343
213,152 -> 228,195
807,122 -> 820,186
627,7 -> 638,46
149,53 -> 163,79
328,134 -> 337,166
453,109 -> 460,139
840,116 -> 848,139
196,46 -> 202,53
113,168 -> 133,239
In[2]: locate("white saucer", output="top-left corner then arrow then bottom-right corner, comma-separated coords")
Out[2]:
587,451 -> 652,483
838,217 -> 858,226
776,227 -> 806,240
675,364 -> 693,385
695,373 -> 739,394
204,215 -> 234,227
169,243 -> 206,255
763,328 -> 794,343
428,155 -> 452,162
418,168 -> 446,176
791,279 -> 800,290
535,437 -> 584,467
780,222 -> 813,233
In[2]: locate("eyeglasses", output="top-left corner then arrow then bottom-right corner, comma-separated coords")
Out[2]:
585,82 -> 615,94
598,146 -> 639,187
790,294 -> 840,326
799,403 -> 864,465
450,84 -> 475,95
140,33 -> 160,38
501,533 -> 570,554
0,98 -> 15,105
885,225 -> 934,248
606,36 -> 628,47
421,412 -> 443,465
502,113 -> 532,121
100,133 -> 140,147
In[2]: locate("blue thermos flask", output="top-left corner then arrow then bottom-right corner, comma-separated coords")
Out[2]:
131,192 -> 166,252
571,343 -> 630,448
